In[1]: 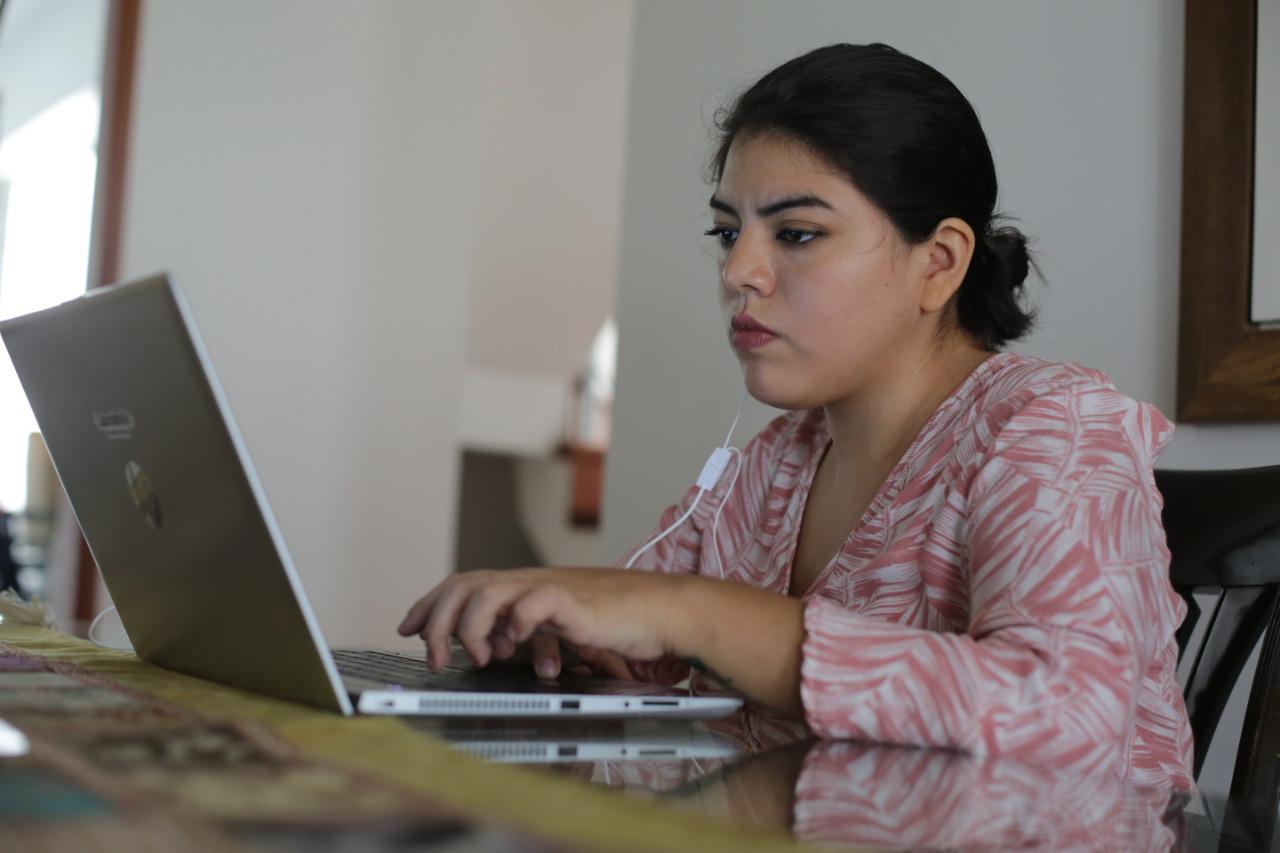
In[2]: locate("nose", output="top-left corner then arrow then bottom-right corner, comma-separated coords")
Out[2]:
720,228 -> 775,299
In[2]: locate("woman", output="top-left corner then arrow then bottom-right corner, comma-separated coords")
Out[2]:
398,43 -> 1194,790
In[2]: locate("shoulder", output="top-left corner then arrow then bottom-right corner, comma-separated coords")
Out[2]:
965,352 -> 1174,489
968,352 -> 1131,427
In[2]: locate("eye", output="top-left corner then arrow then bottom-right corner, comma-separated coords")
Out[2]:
703,225 -> 738,250
777,229 -> 820,246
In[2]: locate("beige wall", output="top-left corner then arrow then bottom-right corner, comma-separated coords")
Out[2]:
454,0 -> 632,460
120,1 -> 475,648
465,1 -> 631,379
116,0 -> 634,647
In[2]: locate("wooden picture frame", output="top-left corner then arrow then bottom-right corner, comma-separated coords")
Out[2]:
1178,0 -> 1280,421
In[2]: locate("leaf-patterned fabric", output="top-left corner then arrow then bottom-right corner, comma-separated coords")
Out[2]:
619,352 -> 1195,790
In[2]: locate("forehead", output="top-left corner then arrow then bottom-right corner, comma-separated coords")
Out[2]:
716,133 -> 865,210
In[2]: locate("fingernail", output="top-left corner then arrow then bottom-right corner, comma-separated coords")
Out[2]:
537,660 -> 557,679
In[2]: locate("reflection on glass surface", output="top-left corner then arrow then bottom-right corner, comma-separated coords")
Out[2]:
472,708 -> 1206,851
413,702 -> 1271,850
655,740 -> 1190,850
404,716 -> 745,768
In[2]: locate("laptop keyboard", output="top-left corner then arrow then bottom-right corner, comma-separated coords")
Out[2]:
330,649 -> 695,701
333,649 -> 442,682
331,649 -> 540,690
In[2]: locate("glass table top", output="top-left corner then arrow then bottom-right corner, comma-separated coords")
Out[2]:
410,708 -> 1273,852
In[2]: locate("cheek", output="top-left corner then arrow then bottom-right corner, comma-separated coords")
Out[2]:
791,259 -> 904,353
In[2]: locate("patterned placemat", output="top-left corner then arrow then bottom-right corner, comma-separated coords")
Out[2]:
0,642 -> 555,851
0,627 -> 811,852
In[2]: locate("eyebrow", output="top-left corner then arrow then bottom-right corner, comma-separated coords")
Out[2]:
708,194 -> 834,218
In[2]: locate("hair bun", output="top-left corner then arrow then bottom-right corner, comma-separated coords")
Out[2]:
954,222 -> 1038,347
982,225 -> 1031,294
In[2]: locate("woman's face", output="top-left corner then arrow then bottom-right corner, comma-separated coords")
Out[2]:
710,133 -> 933,411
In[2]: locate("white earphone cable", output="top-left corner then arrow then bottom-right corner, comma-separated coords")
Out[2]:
88,605 -> 133,651
721,389 -> 748,449
708,447 -> 743,579
623,493 -> 704,569
623,389 -> 750,571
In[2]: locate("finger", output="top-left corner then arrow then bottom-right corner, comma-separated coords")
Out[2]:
529,633 -> 561,680
420,582 -> 473,670
489,612 -> 518,659
456,585 -> 515,668
490,633 -> 516,660
557,642 -> 591,677
398,584 -> 448,636
509,586 -> 587,646
577,646 -> 633,680
599,653 -> 634,681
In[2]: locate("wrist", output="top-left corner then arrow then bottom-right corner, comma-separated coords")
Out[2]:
659,574 -> 708,659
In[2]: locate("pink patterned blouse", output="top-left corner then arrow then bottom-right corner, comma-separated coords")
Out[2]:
619,351 -> 1195,791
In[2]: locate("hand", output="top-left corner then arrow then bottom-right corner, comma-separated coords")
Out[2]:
493,634 -> 635,681
396,567 -> 682,674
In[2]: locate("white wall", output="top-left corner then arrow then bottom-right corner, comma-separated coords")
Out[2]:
118,0 -> 634,647
455,1 -> 631,570
602,0 -> 1280,807
465,1 -> 631,379
120,1 -> 475,648
455,0 -> 632,459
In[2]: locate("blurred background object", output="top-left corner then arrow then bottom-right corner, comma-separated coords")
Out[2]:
0,0 -> 113,632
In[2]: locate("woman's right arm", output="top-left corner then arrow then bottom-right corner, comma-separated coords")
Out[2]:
616,413 -> 794,685
512,481 -> 707,682
613,481 -> 706,684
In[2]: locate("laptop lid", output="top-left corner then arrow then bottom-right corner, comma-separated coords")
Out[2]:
0,274 -> 352,713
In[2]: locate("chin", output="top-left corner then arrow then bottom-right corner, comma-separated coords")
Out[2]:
741,366 -> 824,412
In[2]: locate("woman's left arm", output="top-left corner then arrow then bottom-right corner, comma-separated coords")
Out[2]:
397,568 -> 806,714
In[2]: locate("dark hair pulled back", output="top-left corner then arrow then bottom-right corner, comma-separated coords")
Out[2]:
712,43 -> 1038,350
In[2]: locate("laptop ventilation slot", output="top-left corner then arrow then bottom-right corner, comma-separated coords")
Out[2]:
417,697 -> 556,714
456,743 -> 550,761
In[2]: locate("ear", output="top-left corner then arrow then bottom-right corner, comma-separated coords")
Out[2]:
916,217 -> 976,314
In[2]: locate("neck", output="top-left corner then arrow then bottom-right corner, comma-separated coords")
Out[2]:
819,336 -> 993,491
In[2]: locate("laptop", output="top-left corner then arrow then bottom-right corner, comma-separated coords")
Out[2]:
0,274 -> 742,720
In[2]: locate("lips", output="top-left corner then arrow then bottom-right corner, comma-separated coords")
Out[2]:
730,313 -> 776,335
730,313 -> 778,350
